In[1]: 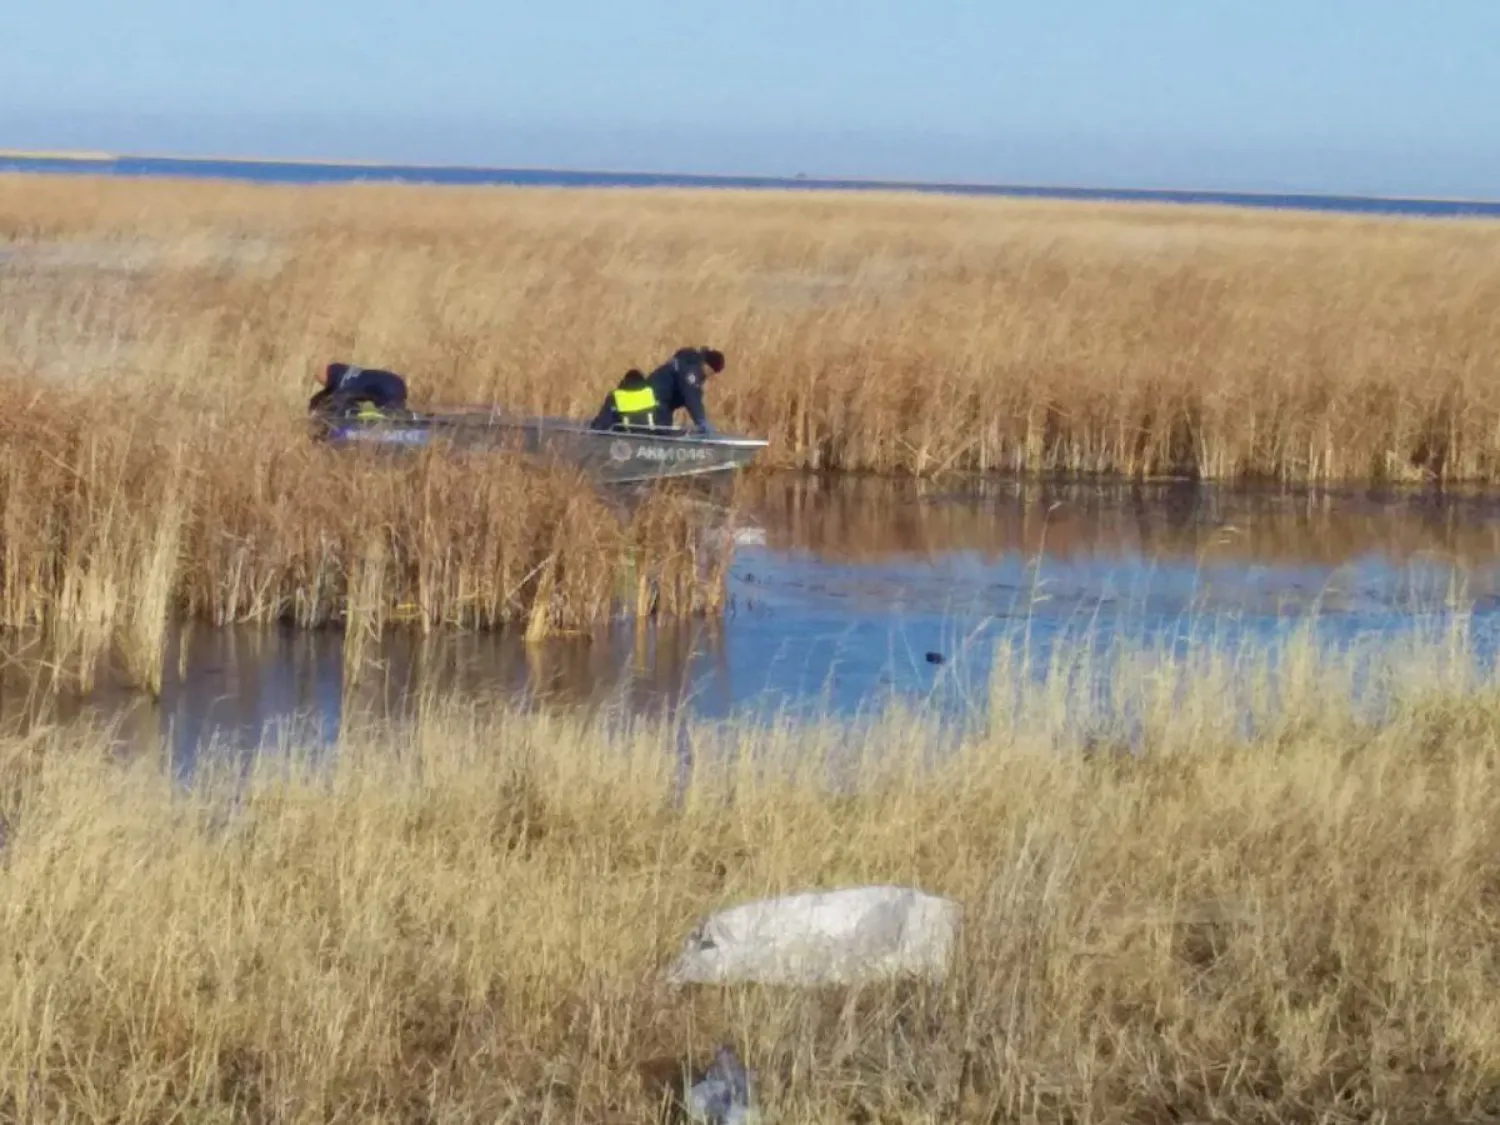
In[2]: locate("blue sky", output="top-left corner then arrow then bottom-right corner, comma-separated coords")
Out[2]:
3,0 -> 1498,195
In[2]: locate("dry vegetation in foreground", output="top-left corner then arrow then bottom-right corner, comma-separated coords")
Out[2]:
0,380 -> 731,698
4,173 -> 1500,482
1,628 -> 1499,1122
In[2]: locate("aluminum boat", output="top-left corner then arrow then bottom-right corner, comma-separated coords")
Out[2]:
312,407 -> 769,485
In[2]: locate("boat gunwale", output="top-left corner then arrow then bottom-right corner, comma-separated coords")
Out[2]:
329,409 -> 771,451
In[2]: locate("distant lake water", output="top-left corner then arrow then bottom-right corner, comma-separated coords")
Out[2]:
2,152 -> 1499,219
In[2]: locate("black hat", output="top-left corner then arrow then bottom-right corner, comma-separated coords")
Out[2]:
702,348 -> 726,373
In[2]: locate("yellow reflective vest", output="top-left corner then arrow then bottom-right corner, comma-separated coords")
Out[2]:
611,384 -> 659,425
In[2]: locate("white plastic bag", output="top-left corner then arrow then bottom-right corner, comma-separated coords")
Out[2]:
665,885 -> 960,987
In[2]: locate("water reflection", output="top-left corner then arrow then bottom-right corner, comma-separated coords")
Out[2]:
736,474 -> 1500,568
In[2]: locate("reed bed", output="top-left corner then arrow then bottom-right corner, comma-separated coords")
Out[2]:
4,172 -> 1500,482
0,378 -> 730,697
1,624 -> 1499,1121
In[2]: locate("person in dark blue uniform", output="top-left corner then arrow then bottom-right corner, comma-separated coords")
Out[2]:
590,346 -> 726,434
308,362 -> 410,417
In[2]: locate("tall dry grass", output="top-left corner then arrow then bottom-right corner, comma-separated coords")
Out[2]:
0,378 -> 731,697
1,625 -> 1500,1121
5,172 -> 1500,481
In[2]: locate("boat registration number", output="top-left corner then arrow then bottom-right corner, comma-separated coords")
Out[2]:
611,440 -> 712,464
337,429 -> 429,445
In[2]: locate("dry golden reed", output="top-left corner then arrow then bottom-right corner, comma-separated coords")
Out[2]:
0,378 -> 731,696
5,172 -> 1500,481
1,625 -> 1499,1122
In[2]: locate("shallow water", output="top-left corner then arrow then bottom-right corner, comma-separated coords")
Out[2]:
8,474 -> 1500,766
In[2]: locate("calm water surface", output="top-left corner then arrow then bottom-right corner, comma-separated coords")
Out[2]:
9,475 -> 1500,767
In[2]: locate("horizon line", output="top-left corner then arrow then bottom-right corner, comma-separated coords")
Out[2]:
0,146 -> 1497,207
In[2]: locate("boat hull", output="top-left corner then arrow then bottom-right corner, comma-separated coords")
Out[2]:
315,410 -> 769,484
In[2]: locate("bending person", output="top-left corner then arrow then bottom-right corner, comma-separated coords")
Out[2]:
309,362 -> 410,418
590,346 -> 726,433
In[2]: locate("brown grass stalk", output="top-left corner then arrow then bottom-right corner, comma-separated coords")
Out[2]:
0,627 -> 1497,1120
340,530 -> 388,690
6,173 -> 1500,483
118,441 -> 190,697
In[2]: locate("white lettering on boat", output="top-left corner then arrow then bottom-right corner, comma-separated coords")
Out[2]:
632,445 -> 713,463
338,429 -> 429,445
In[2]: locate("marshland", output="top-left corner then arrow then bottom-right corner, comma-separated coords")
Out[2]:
3,174 -> 1500,681
6,170 -> 1500,1121
8,172 -> 1500,482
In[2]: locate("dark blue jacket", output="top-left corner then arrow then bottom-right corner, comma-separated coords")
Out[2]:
590,348 -> 715,432
309,363 -> 409,413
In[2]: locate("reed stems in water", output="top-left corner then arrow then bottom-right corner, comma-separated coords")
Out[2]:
0,384 -> 730,694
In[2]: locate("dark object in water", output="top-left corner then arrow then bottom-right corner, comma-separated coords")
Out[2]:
925,651 -> 946,665
310,403 -> 769,485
